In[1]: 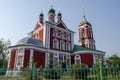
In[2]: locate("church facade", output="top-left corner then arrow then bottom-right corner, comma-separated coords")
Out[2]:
7,7 -> 105,71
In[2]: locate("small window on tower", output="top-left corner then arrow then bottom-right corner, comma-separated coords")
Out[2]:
81,28 -> 85,39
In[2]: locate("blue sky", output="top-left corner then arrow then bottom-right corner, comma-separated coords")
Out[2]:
0,0 -> 120,56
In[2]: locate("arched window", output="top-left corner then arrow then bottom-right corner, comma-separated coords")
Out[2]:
60,32 -> 64,39
81,28 -> 85,39
16,48 -> 24,68
53,39 -> 59,49
53,29 -> 58,37
66,55 -> 70,67
66,42 -> 70,51
66,34 -> 70,40
75,55 -> 81,64
60,40 -> 65,50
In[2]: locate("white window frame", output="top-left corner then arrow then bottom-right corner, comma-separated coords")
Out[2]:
16,48 -> 24,68
60,32 -> 64,39
60,40 -> 65,50
59,54 -> 64,62
53,53 -> 59,65
66,42 -> 70,51
53,39 -> 59,49
53,29 -> 58,38
75,55 -> 81,64
66,55 -> 70,67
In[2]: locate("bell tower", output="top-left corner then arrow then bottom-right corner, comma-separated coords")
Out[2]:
78,15 -> 96,49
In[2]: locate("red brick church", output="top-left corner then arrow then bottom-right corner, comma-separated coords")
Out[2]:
7,7 -> 105,71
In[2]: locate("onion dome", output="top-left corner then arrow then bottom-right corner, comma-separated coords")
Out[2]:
48,6 -> 55,22
16,37 -> 43,47
48,6 -> 55,14
57,12 -> 62,16
39,11 -> 44,17
80,15 -> 91,26
39,11 -> 44,24
57,11 -> 62,22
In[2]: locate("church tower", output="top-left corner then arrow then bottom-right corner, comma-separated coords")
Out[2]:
78,15 -> 96,49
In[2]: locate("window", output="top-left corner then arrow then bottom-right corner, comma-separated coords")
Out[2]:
66,42 -> 70,51
59,54 -> 64,62
17,56 -> 23,66
60,41 -> 65,50
16,48 -> 24,67
53,39 -> 59,49
81,28 -> 85,39
53,30 -> 58,37
53,53 -> 58,65
60,32 -> 64,39
66,55 -> 70,67
66,34 -> 70,40
75,55 -> 81,64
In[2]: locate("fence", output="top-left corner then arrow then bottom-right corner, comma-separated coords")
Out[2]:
0,65 -> 120,80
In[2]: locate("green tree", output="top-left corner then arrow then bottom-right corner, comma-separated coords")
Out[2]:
107,54 -> 120,66
0,38 -> 11,67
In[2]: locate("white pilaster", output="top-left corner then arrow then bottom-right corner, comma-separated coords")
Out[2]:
29,49 -> 33,68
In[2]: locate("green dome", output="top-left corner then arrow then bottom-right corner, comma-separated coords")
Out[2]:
80,15 -> 91,26
39,13 -> 43,17
80,21 -> 91,26
39,11 -> 44,17
48,8 -> 55,14
57,12 -> 62,16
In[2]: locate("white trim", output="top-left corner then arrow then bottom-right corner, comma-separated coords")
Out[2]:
74,54 -> 81,64
15,48 -> 24,68
46,22 -> 74,34
7,50 -> 12,68
29,49 -> 33,68
71,33 -> 74,50
10,45 -> 46,52
48,26 -> 50,49
43,23 -> 46,47
73,51 -> 105,54
93,54 -> 96,64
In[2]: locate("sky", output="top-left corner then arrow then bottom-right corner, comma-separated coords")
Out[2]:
0,0 -> 120,57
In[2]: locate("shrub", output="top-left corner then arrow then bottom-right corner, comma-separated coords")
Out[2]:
69,64 -> 88,79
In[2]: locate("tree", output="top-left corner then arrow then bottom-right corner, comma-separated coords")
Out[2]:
0,38 -> 11,67
107,54 -> 120,66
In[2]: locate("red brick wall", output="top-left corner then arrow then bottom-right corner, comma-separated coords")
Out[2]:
32,28 -> 44,42
80,53 -> 93,67
72,53 -> 93,67
33,50 -> 45,68
9,50 -> 16,69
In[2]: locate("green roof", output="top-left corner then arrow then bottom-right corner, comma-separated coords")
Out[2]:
57,12 -> 62,16
39,13 -> 43,17
73,45 -> 105,54
48,8 -> 55,14
80,21 -> 91,26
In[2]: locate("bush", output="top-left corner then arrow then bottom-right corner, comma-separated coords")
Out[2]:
43,67 -> 60,79
69,64 -> 88,79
